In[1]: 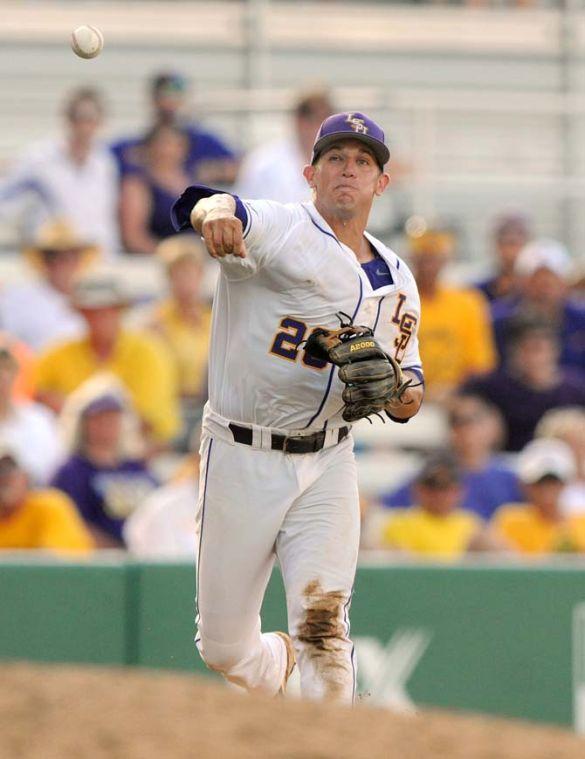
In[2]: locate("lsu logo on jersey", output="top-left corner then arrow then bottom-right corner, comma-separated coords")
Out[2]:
346,113 -> 369,135
391,292 -> 418,363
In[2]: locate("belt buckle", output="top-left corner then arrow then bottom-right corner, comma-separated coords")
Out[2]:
282,431 -> 325,453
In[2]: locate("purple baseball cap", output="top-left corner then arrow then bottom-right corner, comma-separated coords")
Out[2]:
82,393 -> 125,417
311,111 -> 390,169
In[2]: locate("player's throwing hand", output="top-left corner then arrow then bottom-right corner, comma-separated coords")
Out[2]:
190,194 -> 247,259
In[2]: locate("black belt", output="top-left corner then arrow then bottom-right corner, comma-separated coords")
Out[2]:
228,423 -> 349,454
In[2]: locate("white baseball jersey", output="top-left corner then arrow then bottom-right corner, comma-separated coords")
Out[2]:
208,198 -> 422,432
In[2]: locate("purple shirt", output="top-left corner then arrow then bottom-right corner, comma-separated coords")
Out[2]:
51,455 -> 159,543
491,298 -> 585,378
111,125 -> 235,178
462,370 -> 585,452
382,457 -> 523,521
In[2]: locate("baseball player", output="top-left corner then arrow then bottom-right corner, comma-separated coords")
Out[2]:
171,112 -> 424,702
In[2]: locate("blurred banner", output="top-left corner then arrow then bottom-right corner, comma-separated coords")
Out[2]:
3,557 -> 585,728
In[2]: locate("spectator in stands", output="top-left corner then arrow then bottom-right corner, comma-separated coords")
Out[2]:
475,213 -> 531,303
382,395 -> 522,521
146,235 -> 211,446
33,269 -> 180,447
0,88 -> 119,259
112,71 -> 238,186
492,239 -> 584,377
408,227 -> 496,401
0,219 -> 92,351
0,346 -> 62,485
493,439 -> 583,554
120,125 -> 191,254
52,376 -> 158,548
535,408 -> 585,516
381,454 -> 502,560
236,87 -> 334,203
462,316 -> 585,452
124,428 -> 200,558
0,445 -> 93,553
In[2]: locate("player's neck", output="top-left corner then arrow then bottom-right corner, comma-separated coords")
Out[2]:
323,214 -> 372,263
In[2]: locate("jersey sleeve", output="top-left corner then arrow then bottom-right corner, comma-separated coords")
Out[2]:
171,184 -> 299,280
396,270 -> 424,383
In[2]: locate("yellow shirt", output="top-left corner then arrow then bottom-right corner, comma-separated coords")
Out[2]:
493,503 -> 585,554
34,329 -> 180,442
418,286 -> 496,391
382,507 -> 482,560
152,301 -> 211,397
0,489 -> 94,553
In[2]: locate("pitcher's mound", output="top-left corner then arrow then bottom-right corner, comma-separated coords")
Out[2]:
1,663 -> 583,759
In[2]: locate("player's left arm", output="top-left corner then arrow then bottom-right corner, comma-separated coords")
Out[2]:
384,370 -> 424,421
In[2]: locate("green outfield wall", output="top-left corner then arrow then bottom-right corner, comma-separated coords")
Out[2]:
2,557 -> 585,729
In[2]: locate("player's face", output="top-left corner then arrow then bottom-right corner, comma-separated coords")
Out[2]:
304,140 -> 389,220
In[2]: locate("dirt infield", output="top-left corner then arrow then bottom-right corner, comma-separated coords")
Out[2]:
1,663 -> 584,759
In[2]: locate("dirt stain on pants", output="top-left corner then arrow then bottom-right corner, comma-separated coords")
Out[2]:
296,579 -> 352,700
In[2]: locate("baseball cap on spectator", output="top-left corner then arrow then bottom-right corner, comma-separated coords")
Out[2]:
417,454 -> 461,489
82,392 -> 125,417
151,72 -> 187,95
23,219 -> 99,269
493,213 -> 530,241
517,438 -> 576,485
408,227 -> 456,257
515,239 -> 571,279
311,111 -> 390,169
505,314 -> 557,349
70,270 -> 130,310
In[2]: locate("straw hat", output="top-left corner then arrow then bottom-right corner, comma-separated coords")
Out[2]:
70,268 -> 131,310
23,219 -> 99,270
155,234 -> 206,271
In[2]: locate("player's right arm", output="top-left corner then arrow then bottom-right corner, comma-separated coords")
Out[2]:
172,184 -> 300,278
189,193 -> 247,259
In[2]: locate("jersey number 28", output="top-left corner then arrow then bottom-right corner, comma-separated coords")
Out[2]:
269,317 -> 327,370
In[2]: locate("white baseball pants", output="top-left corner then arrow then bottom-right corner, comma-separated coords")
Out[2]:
194,425 -> 360,702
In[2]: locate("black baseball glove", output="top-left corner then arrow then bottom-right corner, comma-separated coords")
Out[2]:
304,325 -> 412,422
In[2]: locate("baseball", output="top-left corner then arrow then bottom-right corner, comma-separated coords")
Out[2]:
70,25 -> 104,59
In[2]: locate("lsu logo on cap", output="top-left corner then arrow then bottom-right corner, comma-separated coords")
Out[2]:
346,113 -> 369,135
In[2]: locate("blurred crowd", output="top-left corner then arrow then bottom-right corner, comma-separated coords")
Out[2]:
0,72 -> 582,561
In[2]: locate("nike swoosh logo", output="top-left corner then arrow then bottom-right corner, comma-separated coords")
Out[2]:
375,268 -> 390,277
